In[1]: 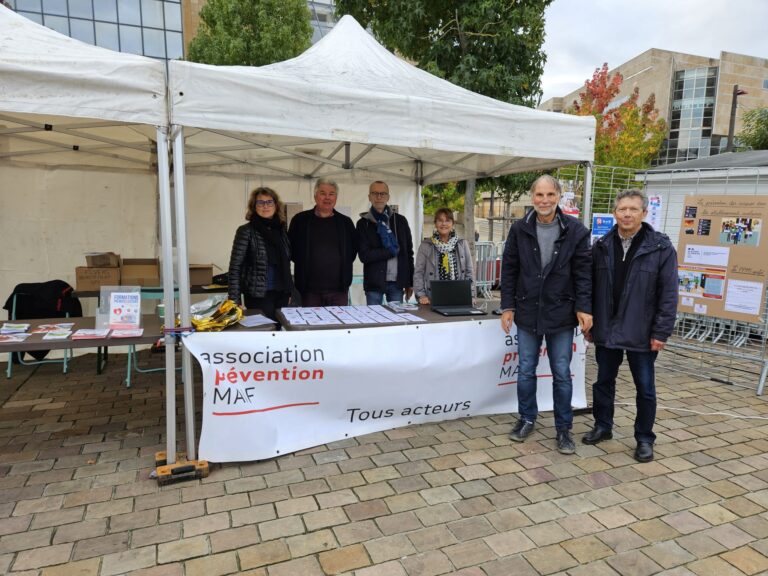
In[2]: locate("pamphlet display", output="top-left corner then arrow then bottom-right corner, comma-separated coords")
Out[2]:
97,286 -> 142,330
677,195 -> 768,322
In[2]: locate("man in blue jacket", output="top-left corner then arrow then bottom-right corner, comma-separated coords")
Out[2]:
500,175 -> 593,454
583,189 -> 678,463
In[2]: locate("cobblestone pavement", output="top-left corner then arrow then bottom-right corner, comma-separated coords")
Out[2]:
1,348 -> 768,576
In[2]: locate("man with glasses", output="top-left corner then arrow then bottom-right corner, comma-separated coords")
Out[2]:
500,175 -> 592,455
289,178 -> 357,306
356,181 -> 414,305
583,188 -> 677,463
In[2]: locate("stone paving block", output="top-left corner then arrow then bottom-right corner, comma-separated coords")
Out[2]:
661,510 -> 712,534
13,494 -> 65,516
257,512 -> 307,540
319,543 -> 371,574
374,510 -> 421,536
355,481 -> 397,501
206,493 -> 250,514
354,559 -> 408,576
0,527 -> 52,553
101,545 -> 156,576
642,540 -> 696,569
721,544 -> 768,574
735,515 -> 768,539
266,555 -> 325,576
12,542 -> 73,570
521,520 -> 572,546
84,497 -> 133,520
443,539 -> 496,569
183,551 -> 238,576
0,514 -> 32,536
484,529 -> 536,556
303,507 -> 349,532
238,540 -> 290,570
316,489 -> 359,509
285,528 -> 337,557
334,520 -> 383,546
590,505 -> 638,529
676,532 -> 728,558
400,549 -> 453,576
364,533 -> 417,563
686,556 -> 748,576
275,495 -> 318,517
131,522 -> 182,548
522,542 -> 579,574
157,535 -> 209,563
596,526 -> 649,553
182,511 -> 229,538
109,509 -> 157,533
208,525 -> 260,553
159,500 -> 205,524
345,499 -> 390,521
406,525 -> 457,552
702,523 -> 755,549
231,504 -> 277,528
72,532 -> 130,560
40,557 -> 100,576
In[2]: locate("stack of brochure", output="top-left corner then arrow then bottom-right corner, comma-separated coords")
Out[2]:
72,329 -> 111,340
1,323 -> 30,334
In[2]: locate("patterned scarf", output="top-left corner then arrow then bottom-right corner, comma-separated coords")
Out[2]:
431,230 -> 460,280
371,206 -> 399,256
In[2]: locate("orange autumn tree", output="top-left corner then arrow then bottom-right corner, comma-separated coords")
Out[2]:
569,63 -> 666,169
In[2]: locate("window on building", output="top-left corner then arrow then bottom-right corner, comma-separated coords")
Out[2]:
763,79 -> 768,90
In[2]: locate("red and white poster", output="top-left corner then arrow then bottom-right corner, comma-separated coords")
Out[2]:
184,323 -> 587,462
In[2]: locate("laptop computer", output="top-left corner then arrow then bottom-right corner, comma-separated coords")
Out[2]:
430,280 -> 487,316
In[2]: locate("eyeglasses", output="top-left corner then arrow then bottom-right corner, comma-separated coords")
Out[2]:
370,192 -> 389,198
255,200 -> 275,207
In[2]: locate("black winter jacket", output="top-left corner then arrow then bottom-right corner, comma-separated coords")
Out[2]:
228,221 -> 291,303
500,208 -> 592,334
356,210 -> 415,292
288,209 -> 357,293
591,223 -> 678,351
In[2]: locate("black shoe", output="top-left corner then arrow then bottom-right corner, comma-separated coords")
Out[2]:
509,419 -> 534,442
582,426 -> 613,445
634,442 -> 654,462
556,430 -> 576,455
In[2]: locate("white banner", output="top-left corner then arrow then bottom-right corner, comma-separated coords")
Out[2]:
184,322 -> 587,462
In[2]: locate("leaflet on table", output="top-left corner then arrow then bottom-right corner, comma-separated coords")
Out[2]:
1,323 -> 30,334
395,313 -> 427,323
31,323 -> 75,333
108,291 -> 141,330
324,307 -> 362,324
239,315 -> 276,328
110,329 -> 145,338
42,330 -> 72,340
0,333 -> 31,343
72,329 -> 111,340
387,301 -> 419,312
368,305 -> 409,322
280,309 -> 307,325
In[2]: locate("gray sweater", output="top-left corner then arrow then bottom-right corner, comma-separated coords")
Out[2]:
413,238 -> 474,299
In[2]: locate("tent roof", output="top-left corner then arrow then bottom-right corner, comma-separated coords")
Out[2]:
0,7 -> 166,171
170,16 -> 595,184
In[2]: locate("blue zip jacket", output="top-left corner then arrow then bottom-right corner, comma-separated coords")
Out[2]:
591,223 -> 678,351
500,207 -> 592,334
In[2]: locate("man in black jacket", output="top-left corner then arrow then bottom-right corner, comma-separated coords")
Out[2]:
356,181 -> 414,304
288,178 -> 357,306
500,175 -> 592,454
583,189 -> 678,463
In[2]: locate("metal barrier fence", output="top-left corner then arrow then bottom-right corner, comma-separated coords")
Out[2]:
474,241 -> 497,299
572,164 -> 768,395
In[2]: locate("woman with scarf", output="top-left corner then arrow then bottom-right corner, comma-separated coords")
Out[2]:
227,187 -> 293,320
414,208 -> 474,304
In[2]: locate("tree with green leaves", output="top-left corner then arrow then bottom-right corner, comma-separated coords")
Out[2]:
187,0 -> 313,66
336,0 -> 553,241
737,108 -> 768,150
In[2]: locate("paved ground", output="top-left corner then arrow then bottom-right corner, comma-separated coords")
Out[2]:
2,347 -> 768,576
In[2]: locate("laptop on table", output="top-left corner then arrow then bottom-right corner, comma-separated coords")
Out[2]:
430,280 -> 487,317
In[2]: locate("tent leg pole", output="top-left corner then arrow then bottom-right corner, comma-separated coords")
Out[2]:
172,126 -> 197,461
156,126 -> 177,465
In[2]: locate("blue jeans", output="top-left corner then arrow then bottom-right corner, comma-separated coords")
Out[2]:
593,346 -> 658,444
365,281 -> 403,305
516,327 -> 575,431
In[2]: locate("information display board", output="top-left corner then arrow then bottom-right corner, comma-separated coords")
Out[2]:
677,195 -> 768,322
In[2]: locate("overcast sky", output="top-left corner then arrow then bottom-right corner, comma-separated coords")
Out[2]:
541,0 -> 768,103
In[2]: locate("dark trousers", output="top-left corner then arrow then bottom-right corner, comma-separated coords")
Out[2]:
244,291 -> 289,321
593,345 -> 658,444
300,291 -> 348,307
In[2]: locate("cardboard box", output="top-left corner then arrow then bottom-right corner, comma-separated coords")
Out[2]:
85,252 -> 121,268
189,264 -> 213,286
76,267 -> 120,291
121,258 -> 160,287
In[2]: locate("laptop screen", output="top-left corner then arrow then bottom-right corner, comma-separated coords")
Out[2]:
430,280 -> 472,307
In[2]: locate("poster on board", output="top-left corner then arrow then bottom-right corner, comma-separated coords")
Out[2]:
676,195 -> 768,323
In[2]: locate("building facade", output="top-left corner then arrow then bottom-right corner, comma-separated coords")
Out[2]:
540,49 -> 768,165
5,0 -> 338,60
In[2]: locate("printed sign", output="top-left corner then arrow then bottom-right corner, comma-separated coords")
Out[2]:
184,323 -> 587,462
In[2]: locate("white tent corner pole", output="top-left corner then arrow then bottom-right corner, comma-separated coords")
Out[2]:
172,125 -> 197,461
416,160 -> 424,245
156,126 -> 177,465
582,161 -> 594,227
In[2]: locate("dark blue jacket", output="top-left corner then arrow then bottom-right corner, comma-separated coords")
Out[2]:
356,210 -> 414,292
591,223 -> 678,351
500,207 -> 592,334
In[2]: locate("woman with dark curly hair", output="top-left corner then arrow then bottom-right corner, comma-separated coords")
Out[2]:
227,187 -> 292,320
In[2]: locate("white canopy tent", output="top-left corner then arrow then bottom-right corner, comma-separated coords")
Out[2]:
167,16 -> 596,461
0,6 -> 184,463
